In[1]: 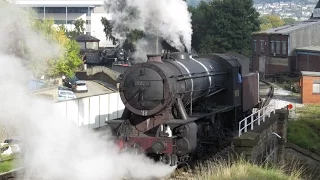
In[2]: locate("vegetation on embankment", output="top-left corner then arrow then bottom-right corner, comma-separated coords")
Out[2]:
287,104 -> 320,155
169,158 -> 303,180
0,160 -> 15,174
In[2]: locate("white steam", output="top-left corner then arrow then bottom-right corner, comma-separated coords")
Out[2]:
104,0 -> 193,55
0,2 -> 175,180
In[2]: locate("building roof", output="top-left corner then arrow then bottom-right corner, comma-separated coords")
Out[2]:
301,71 -> 320,77
296,46 -> 320,53
75,35 -> 100,42
15,0 -> 104,7
253,19 -> 320,35
311,0 -> 320,19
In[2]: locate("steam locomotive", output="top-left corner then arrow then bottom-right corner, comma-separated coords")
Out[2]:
107,52 -> 260,166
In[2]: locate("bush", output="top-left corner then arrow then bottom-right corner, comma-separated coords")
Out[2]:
169,157 -> 303,180
288,105 -> 320,155
0,160 -> 15,174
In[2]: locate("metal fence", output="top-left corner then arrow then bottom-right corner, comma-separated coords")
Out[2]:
54,92 -> 125,129
238,102 -> 277,137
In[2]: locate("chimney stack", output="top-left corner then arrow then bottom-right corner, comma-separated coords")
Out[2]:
147,54 -> 162,63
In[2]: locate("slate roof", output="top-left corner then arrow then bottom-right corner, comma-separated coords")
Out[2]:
253,19 -> 320,35
75,35 -> 100,42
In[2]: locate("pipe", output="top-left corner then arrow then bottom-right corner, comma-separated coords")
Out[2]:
271,132 -> 281,139
176,97 -> 187,120
176,72 -> 227,81
206,88 -> 225,97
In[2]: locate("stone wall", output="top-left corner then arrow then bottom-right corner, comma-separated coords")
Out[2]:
76,66 -> 121,86
232,109 -> 288,164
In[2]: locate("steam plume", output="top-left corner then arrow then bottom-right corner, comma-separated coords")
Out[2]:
0,2 -> 175,180
104,0 -> 193,54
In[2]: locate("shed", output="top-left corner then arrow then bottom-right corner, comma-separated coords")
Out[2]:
75,35 -> 100,50
300,71 -> 320,104
295,46 -> 320,72
75,35 -> 100,42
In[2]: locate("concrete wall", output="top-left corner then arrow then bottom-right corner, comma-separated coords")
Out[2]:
232,109 -> 288,164
301,75 -> 320,104
54,92 -> 125,129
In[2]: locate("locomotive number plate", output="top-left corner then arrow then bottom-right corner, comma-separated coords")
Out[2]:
134,81 -> 151,87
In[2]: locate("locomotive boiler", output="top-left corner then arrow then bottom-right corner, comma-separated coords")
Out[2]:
107,52 -> 260,166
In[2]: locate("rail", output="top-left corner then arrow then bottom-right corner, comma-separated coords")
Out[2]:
238,101 -> 277,137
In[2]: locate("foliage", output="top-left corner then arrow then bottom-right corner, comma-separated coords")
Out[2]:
30,18 -> 83,77
0,160 -> 15,173
259,15 -> 285,31
73,18 -> 86,35
283,17 -> 297,25
59,18 -> 86,39
101,1 -> 144,51
101,17 -> 118,45
101,17 -> 145,51
189,0 -> 260,56
288,104 -> 320,155
170,157 -> 303,180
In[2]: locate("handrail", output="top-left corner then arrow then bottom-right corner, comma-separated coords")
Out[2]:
238,101 -> 277,137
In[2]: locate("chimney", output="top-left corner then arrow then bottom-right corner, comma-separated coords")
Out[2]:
147,54 -> 162,63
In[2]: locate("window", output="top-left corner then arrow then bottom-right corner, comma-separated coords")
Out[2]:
78,42 -> 86,49
275,41 -> 281,54
270,41 -> 275,54
281,41 -> 287,55
253,40 -> 257,53
260,40 -> 265,53
86,42 -> 99,50
313,82 -> 320,93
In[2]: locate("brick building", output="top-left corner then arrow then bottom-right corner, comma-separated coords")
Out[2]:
300,71 -> 320,104
251,19 -> 320,76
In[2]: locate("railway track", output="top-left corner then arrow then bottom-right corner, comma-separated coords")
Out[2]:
259,79 -> 274,108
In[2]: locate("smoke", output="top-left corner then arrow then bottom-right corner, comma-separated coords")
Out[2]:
104,0 -> 192,56
0,2 -> 175,180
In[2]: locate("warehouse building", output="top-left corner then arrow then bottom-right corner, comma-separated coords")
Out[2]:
251,19 -> 320,76
252,1 -> 320,76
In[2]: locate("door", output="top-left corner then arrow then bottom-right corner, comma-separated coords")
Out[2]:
259,56 -> 266,73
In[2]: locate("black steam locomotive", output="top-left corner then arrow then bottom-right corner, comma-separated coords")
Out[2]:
107,52 -> 260,166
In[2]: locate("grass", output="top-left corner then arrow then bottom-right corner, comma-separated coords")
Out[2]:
0,160 -> 15,174
169,158 -> 303,180
287,104 -> 320,155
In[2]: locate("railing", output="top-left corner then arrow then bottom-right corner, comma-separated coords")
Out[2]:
238,101 -> 277,137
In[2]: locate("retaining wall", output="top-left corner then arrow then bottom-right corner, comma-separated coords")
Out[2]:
232,109 -> 288,164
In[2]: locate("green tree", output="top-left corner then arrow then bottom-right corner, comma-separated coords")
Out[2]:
74,18 -> 85,34
31,19 -> 83,77
283,17 -> 296,25
190,0 -> 260,56
63,18 -> 86,39
258,15 -> 285,31
101,17 -> 118,45
100,17 -> 145,51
